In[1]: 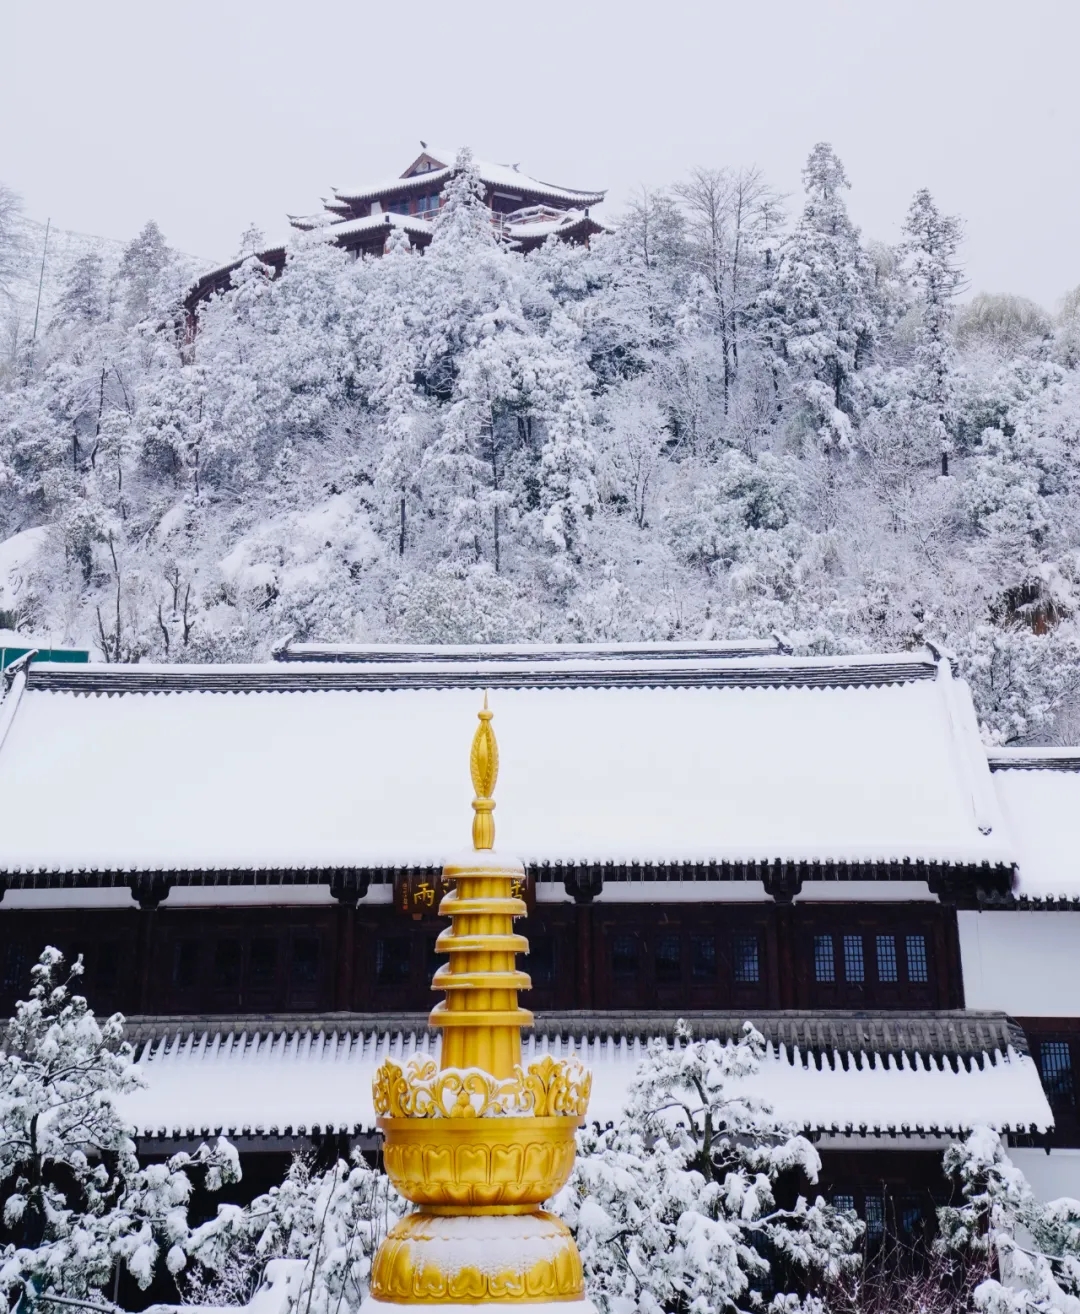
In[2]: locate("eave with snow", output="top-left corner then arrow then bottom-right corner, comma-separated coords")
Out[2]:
118,1011 -> 1052,1149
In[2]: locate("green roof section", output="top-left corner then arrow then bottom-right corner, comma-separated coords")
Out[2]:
0,631 -> 89,670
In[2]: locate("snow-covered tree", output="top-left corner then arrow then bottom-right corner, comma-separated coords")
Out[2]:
0,948 -> 240,1307
902,188 -> 965,469
0,184 -> 24,304
760,144 -> 880,453
938,1126 -> 1080,1313
185,1152 -> 403,1314
559,1022 -> 862,1314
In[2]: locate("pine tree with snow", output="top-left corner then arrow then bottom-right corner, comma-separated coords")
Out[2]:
902,188 -> 965,469
559,1022 -> 862,1314
0,948 -> 240,1308
938,1125 -> 1080,1313
117,221 -> 172,325
759,144 -> 880,453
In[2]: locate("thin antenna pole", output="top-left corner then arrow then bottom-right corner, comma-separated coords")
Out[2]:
28,217 -> 50,369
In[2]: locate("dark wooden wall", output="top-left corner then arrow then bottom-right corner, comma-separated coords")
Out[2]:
0,900 -> 963,1018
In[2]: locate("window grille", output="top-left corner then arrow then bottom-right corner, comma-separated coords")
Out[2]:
655,935 -> 681,984
530,933 -> 555,988
2,944 -> 25,992
833,1194 -> 855,1213
864,1195 -> 884,1241
250,938 -> 276,986
906,934 -> 929,983
1040,1041 -> 1075,1107
876,935 -> 898,982
97,944 -> 119,991
612,934 -> 639,978
691,935 -> 717,982
843,934 -> 865,983
732,934 -> 760,984
375,936 -> 412,987
292,939 -> 319,989
213,940 -> 241,990
173,940 -> 198,989
813,934 -> 835,982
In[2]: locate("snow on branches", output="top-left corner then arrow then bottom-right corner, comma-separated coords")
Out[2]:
938,1127 -> 1080,1314
185,1153 -> 404,1314
559,1022 -> 861,1314
0,948 -> 239,1306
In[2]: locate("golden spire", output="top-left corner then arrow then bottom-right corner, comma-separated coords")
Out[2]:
470,692 -> 498,850
428,695 -> 532,1077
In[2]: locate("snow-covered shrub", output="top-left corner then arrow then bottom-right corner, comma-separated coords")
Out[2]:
185,1152 -> 403,1314
0,948 -> 239,1306
937,1126 -> 1080,1313
558,1021 -> 862,1314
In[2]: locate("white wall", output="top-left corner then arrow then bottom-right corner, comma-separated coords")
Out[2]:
958,910 -> 1080,1016
1010,1147 -> 1080,1203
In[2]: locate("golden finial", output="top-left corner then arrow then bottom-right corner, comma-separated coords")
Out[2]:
470,691 -> 498,850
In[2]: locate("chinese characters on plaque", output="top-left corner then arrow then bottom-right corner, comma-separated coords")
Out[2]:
394,868 -> 535,916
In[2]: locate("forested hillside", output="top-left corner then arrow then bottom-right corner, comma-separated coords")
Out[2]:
2,147 -> 1079,743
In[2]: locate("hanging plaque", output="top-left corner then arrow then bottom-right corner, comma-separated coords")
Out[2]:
394,867 -> 535,916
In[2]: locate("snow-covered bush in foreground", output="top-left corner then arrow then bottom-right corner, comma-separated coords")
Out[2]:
0,948 -> 239,1307
938,1126 -> 1080,1313
184,1152 -> 403,1314
559,1022 -> 861,1314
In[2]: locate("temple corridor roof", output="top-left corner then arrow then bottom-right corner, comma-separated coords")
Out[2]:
118,1011 -> 1053,1143
0,647 -> 1011,881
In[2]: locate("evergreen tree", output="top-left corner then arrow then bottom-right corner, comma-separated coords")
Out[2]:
52,251 -> 109,327
761,144 -> 879,453
902,188 -> 965,468
561,1022 -> 862,1314
0,949 -> 239,1307
118,221 -> 171,323
938,1126 -> 1080,1312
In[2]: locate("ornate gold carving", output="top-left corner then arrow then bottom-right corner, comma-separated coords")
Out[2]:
523,1054 -> 593,1119
378,1115 -> 581,1211
373,1057 -> 592,1121
470,695 -> 498,850
370,1211 -> 585,1303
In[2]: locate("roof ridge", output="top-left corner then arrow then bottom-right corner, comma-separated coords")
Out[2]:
22,652 -> 940,695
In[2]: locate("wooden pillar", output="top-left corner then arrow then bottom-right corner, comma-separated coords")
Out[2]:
576,903 -> 593,1009
939,907 -> 965,1009
135,909 -> 156,1013
774,904 -> 798,1009
335,901 -> 356,1011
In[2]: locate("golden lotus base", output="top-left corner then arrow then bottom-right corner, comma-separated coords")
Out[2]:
378,1115 -> 580,1210
370,1210 -> 585,1304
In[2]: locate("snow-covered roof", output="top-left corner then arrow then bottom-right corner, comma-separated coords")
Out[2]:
333,151 -> 605,209
119,1012 -> 1052,1140
277,638 -> 783,663
989,751 -> 1080,903
0,650 -> 1011,880
296,214 -> 431,243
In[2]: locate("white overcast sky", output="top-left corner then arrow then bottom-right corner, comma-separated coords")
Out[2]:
2,0 -> 1077,306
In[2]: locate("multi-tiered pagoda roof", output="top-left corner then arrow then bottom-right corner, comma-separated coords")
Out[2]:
186,145 -> 607,312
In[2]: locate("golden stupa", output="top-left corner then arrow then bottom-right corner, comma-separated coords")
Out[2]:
364,698 -> 594,1310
